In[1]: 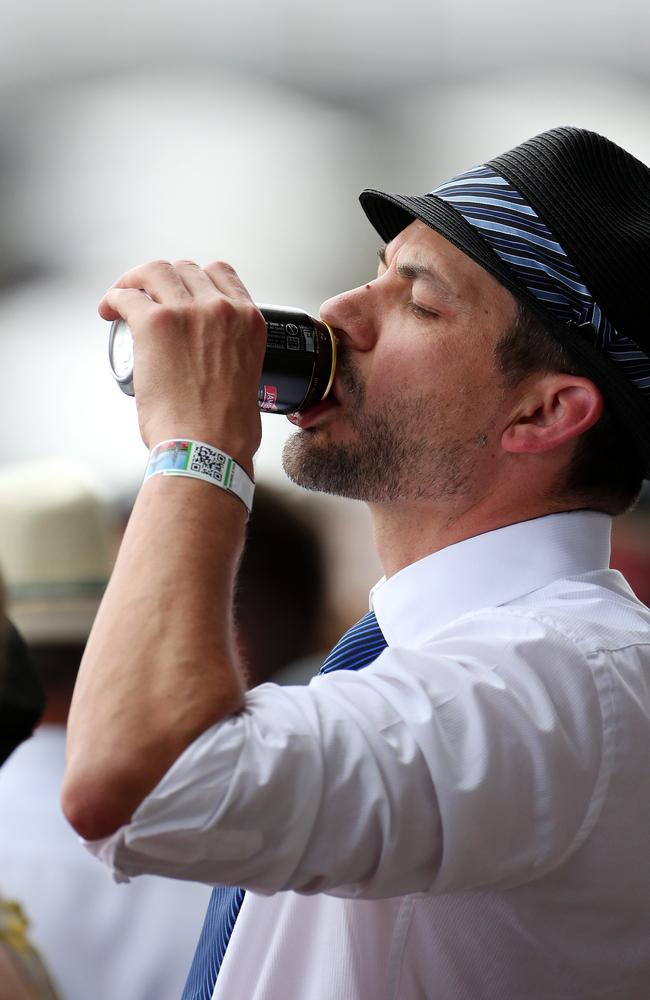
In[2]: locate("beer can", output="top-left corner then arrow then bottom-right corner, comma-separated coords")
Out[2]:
108,304 -> 337,414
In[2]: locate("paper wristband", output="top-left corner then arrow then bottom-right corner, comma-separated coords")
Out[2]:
144,439 -> 255,513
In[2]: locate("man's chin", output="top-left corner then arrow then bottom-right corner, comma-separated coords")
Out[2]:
281,433 -> 363,499
281,432 -> 326,492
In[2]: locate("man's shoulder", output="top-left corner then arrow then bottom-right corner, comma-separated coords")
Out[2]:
418,568 -> 650,664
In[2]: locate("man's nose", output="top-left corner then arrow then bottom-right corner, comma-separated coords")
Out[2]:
319,283 -> 376,352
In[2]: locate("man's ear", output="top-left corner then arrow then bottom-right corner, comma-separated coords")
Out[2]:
501,374 -> 603,456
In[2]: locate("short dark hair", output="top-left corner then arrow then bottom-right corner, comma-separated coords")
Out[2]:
495,300 -> 645,516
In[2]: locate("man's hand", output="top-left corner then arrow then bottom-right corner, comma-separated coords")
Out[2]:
99,259 -> 268,476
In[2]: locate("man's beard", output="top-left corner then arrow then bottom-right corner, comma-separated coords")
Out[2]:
282,350 -> 488,505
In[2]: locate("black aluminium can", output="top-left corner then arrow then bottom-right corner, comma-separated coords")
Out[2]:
107,304 -> 337,414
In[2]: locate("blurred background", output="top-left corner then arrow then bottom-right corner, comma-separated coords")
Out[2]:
0,5 -> 649,998
1,0 -> 650,618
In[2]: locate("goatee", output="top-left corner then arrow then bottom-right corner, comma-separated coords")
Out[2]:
282,350 -> 482,504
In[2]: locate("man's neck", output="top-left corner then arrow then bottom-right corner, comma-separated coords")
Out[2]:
368,492 -> 582,579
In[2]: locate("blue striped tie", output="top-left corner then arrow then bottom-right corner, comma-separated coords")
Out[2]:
181,609 -> 387,1000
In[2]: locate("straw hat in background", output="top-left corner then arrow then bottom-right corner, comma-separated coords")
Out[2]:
0,462 -> 114,645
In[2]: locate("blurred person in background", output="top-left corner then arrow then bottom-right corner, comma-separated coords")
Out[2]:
610,494 -> 650,606
63,127 -> 650,999
0,462 -> 211,1000
0,581 -> 61,998
234,484 -> 331,687
113,482 -> 334,686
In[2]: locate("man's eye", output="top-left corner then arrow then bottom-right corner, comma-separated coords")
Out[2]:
410,302 -> 438,319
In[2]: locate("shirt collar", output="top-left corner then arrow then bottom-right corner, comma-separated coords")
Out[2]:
370,510 -> 612,648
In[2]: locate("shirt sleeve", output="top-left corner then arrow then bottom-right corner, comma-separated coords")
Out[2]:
85,608 -> 608,899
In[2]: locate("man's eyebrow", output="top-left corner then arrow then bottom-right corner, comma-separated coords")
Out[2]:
377,244 -> 456,301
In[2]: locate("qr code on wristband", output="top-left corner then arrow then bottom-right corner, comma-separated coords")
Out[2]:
190,444 -> 226,482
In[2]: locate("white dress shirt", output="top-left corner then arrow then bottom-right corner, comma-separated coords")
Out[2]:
88,511 -> 650,999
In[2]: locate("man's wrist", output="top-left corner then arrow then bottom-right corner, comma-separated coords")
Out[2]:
146,422 -> 258,474
144,439 -> 255,514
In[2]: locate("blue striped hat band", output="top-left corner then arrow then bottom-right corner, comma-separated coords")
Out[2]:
431,166 -> 650,395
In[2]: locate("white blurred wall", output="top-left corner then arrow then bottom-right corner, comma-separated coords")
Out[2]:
0,69 -> 380,495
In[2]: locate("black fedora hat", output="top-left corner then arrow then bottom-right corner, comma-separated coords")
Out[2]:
359,127 -> 650,475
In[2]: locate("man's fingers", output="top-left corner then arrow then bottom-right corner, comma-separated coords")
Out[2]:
203,261 -> 255,302
110,260 -> 193,304
99,287 -> 158,324
99,259 -> 259,332
172,260 -> 222,298
98,258 -> 202,323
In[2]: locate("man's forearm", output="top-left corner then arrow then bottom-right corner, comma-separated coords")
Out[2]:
62,473 -> 247,841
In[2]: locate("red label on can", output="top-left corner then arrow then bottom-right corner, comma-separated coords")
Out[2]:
261,385 -> 278,411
